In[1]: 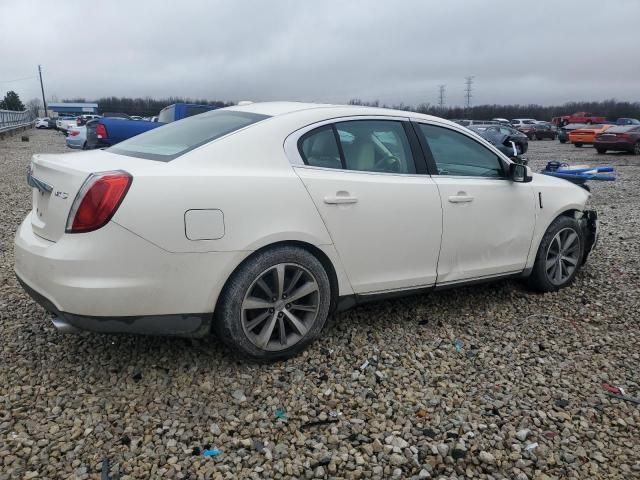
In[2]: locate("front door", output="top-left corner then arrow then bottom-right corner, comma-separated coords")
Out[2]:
415,122 -> 536,284
292,119 -> 443,294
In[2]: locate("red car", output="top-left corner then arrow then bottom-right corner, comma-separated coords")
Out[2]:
594,125 -> 640,155
553,112 -> 606,126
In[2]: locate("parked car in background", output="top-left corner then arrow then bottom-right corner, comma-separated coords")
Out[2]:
15,102 -> 598,360
467,124 -> 528,155
510,118 -> 537,128
56,116 -> 78,133
35,118 -> 50,129
86,103 -> 218,149
553,112 -> 606,126
453,119 -> 497,127
594,125 -> 640,155
616,118 -> 640,126
558,123 -> 586,143
65,125 -> 87,149
76,114 -> 101,126
516,124 -> 537,140
569,124 -> 613,147
531,123 -> 557,140
492,118 -> 511,125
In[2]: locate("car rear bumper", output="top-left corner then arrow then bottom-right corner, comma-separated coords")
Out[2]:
593,140 -> 634,151
65,137 -> 85,149
16,275 -> 211,336
14,213 -> 247,336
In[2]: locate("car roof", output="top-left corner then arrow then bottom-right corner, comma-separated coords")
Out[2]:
224,101 -> 457,126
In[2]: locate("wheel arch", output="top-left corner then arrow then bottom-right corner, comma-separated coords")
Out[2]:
526,207 -> 587,270
211,240 -> 344,331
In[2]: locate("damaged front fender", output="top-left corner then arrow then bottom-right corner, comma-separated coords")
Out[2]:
581,210 -> 598,265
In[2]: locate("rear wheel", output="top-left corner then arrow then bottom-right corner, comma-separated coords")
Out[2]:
214,246 -> 332,360
528,216 -> 584,292
634,142 -> 640,155
596,148 -> 607,154
574,143 -> 583,147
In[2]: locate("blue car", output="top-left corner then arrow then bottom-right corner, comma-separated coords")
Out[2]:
86,103 -> 217,149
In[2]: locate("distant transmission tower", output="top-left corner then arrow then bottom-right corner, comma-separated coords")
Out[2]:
438,85 -> 446,109
464,76 -> 474,109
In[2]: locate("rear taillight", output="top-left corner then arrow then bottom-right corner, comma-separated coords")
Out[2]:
65,171 -> 132,233
95,123 -> 107,139
69,130 -> 80,137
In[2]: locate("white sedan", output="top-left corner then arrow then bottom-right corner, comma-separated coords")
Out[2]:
15,102 -> 598,359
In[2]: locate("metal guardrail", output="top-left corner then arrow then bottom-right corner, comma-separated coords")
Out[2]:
0,109 -> 33,134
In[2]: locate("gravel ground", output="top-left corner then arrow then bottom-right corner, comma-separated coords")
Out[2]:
1,129 -> 639,479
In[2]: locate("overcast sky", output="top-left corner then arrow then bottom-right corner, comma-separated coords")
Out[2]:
1,0 -> 639,107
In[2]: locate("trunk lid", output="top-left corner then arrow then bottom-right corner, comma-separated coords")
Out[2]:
27,150 -> 157,242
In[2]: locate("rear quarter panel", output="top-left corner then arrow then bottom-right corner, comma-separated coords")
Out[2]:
110,118 -> 336,255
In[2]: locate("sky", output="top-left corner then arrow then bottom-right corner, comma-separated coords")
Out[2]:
1,0 -> 639,108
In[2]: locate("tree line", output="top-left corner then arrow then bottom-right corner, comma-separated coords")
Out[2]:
5,88 -> 638,121
348,98 -> 640,121
63,96 -> 234,117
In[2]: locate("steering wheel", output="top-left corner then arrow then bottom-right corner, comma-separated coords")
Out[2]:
374,155 -> 401,172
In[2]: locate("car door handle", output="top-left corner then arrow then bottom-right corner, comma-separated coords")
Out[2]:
324,193 -> 358,204
448,194 -> 474,203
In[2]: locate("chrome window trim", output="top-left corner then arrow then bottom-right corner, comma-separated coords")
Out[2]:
284,115 -> 412,170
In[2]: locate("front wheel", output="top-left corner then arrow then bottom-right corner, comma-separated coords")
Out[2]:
596,148 -> 607,154
633,142 -> 640,155
574,143 -> 583,147
528,216 -> 584,292
214,246 -> 332,360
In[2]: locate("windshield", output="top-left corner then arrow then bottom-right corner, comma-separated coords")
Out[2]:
108,110 -> 270,161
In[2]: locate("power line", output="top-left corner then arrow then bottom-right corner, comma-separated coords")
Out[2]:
438,85 -> 446,109
0,75 -> 37,84
464,76 -> 474,109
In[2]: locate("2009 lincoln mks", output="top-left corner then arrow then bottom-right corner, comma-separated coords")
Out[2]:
15,102 -> 598,359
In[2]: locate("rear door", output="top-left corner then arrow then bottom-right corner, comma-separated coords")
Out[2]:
288,117 -> 443,294
414,121 -> 536,284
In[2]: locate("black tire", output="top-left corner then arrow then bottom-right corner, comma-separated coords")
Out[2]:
214,245 -> 332,360
559,138 -> 566,144
528,216 -> 585,292
633,142 -> 640,156
574,143 -> 582,147
596,148 -> 606,154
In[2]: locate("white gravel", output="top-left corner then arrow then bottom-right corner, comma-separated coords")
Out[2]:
1,129 -> 639,479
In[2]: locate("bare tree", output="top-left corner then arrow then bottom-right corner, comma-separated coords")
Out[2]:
26,98 -> 41,118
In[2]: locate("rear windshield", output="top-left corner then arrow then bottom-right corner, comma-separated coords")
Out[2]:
606,126 -> 638,133
108,110 -> 270,161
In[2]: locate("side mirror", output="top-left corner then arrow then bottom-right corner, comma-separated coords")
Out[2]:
510,163 -> 532,183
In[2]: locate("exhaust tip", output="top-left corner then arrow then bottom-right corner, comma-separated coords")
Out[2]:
51,316 -> 80,334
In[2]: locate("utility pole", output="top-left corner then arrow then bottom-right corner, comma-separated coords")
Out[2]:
438,85 -> 446,109
38,65 -> 47,116
464,75 -> 474,109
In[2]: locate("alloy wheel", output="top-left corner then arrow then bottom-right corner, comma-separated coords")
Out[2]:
241,263 -> 320,351
545,228 -> 581,285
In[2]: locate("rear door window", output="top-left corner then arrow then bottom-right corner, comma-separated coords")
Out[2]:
298,120 -> 417,174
